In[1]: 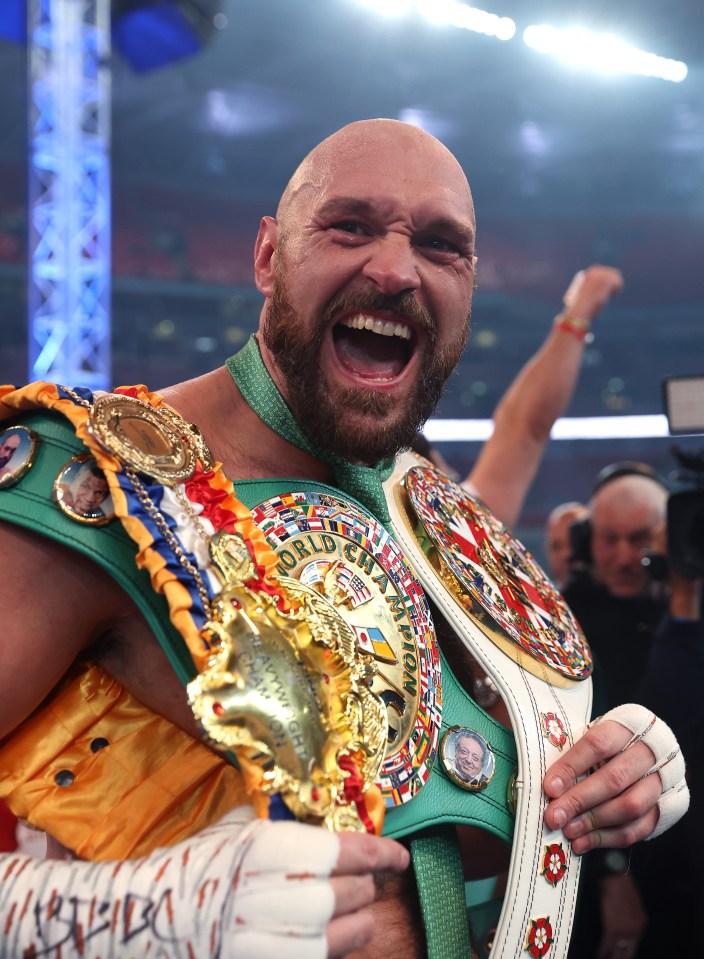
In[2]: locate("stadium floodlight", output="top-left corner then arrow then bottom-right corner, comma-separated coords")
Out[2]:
523,24 -> 687,83
417,0 -> 515,41
425,415 -> 671,443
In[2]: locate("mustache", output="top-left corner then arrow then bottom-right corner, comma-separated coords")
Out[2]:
321,290 -> 436,335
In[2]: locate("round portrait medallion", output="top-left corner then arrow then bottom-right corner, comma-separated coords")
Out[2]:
53,454 -> 115,525
440,725 -> 496,791
0,425 -> 39,489
251,489 -> 442,807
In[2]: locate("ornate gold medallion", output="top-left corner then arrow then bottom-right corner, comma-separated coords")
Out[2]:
250,490 -> 442,807
87,393 -> 210,485
188,531 -> 387,831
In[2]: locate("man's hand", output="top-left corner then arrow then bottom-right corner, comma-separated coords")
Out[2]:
542,708 -> 688,853
328,832 -> 410,957
562,264 -> 623,324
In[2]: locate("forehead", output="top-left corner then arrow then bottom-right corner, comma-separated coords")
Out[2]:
287,129 -> 475,232
591,478 -> 666,533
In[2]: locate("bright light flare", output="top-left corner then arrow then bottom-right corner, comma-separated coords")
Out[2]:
417,0 -> 515,41
523,24 -> 687,83
425,415 -> 671,443
352,0 -> 414,16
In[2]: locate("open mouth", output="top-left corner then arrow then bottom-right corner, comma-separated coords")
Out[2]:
331,314 -> 416,382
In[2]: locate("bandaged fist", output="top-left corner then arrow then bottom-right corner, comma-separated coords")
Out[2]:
0,806 -> 409,959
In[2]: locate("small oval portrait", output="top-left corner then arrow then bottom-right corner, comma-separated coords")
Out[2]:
441,726 -> 495,791
53,454 -> 114,525
0,425 -> 39,489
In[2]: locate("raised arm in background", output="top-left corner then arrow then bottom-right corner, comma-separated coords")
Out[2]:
466,264 -> 623,527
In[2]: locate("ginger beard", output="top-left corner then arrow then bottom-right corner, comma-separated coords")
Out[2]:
262,272 -> 469,464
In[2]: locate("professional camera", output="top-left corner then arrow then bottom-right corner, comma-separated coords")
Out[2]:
663,376 -> 704,579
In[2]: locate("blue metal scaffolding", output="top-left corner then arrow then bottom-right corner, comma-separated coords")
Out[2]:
27,0 -> 111,390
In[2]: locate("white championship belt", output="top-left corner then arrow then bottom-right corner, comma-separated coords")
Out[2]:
383,453 -> 593,959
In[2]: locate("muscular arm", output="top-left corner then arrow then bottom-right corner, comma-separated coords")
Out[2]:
0,520 -> 129,740
466,265 -> 623,527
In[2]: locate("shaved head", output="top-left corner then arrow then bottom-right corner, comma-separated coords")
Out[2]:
276,119 -> 474,229
590,474 -> 668,597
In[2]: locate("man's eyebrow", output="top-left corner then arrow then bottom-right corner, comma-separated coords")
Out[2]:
315,197 -> 378,219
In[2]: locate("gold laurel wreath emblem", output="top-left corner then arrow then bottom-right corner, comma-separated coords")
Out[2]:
187,531 -> 388,831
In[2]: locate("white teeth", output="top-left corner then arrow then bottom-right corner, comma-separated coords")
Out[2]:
340,314 -> 412,340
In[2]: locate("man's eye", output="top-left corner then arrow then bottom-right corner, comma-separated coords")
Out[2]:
417,236 -> 459,254
330,221 -> 366,235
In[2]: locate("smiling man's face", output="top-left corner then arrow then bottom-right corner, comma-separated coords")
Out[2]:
455,734 -> 485,781
255,119 -> 476,463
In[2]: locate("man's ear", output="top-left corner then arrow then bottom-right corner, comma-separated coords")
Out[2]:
254,216 -> 279,297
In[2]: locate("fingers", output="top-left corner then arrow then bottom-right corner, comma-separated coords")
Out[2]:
559,778 -> 661,854
544,719 -> 650,800
327,909 -> 375,958
563,264 -> 623,318
327,834 -> 410,958
543,721 -> 663,853
333,831 -> 410,877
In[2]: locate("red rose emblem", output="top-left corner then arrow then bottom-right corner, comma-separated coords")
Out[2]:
541,842 -> 567,886
526,916 -> 554,957
541,711 -> 568,751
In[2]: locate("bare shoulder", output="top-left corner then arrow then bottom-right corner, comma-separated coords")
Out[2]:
0,519 -> 131,739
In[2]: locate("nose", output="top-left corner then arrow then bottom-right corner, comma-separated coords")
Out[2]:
362,234 -> 421,296
613,538 -> 640,569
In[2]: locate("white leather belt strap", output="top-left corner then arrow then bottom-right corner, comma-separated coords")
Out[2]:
383,453 -> 593,959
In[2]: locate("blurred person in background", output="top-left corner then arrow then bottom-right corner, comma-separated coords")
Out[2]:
563,463 -> 704,958
544,501 -> 589,588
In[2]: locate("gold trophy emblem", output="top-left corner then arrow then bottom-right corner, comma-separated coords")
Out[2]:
188,531 -> 388,831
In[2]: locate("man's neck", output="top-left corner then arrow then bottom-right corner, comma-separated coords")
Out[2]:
160,365 -> 334,484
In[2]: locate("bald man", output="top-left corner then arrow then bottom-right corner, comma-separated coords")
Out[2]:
0,121 -> 684,959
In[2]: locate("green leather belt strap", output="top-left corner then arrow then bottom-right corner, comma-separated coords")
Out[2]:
412,826 -> 473,959
0,410 -> 196,686
384,650 -> 516,843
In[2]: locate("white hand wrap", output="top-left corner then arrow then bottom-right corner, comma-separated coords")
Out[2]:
598,703 -> 690,840
0,806 -> 340,959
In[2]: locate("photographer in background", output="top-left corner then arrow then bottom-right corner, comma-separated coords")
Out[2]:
563,461 -> 703,958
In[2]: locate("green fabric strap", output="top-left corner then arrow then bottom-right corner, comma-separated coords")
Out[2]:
411,827 -> 473,959
226,336 -> 395,526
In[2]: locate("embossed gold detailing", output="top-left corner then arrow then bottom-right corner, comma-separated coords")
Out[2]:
87,393 -> 209,485
250,492 -> 442,807
188,532 -> 388,830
